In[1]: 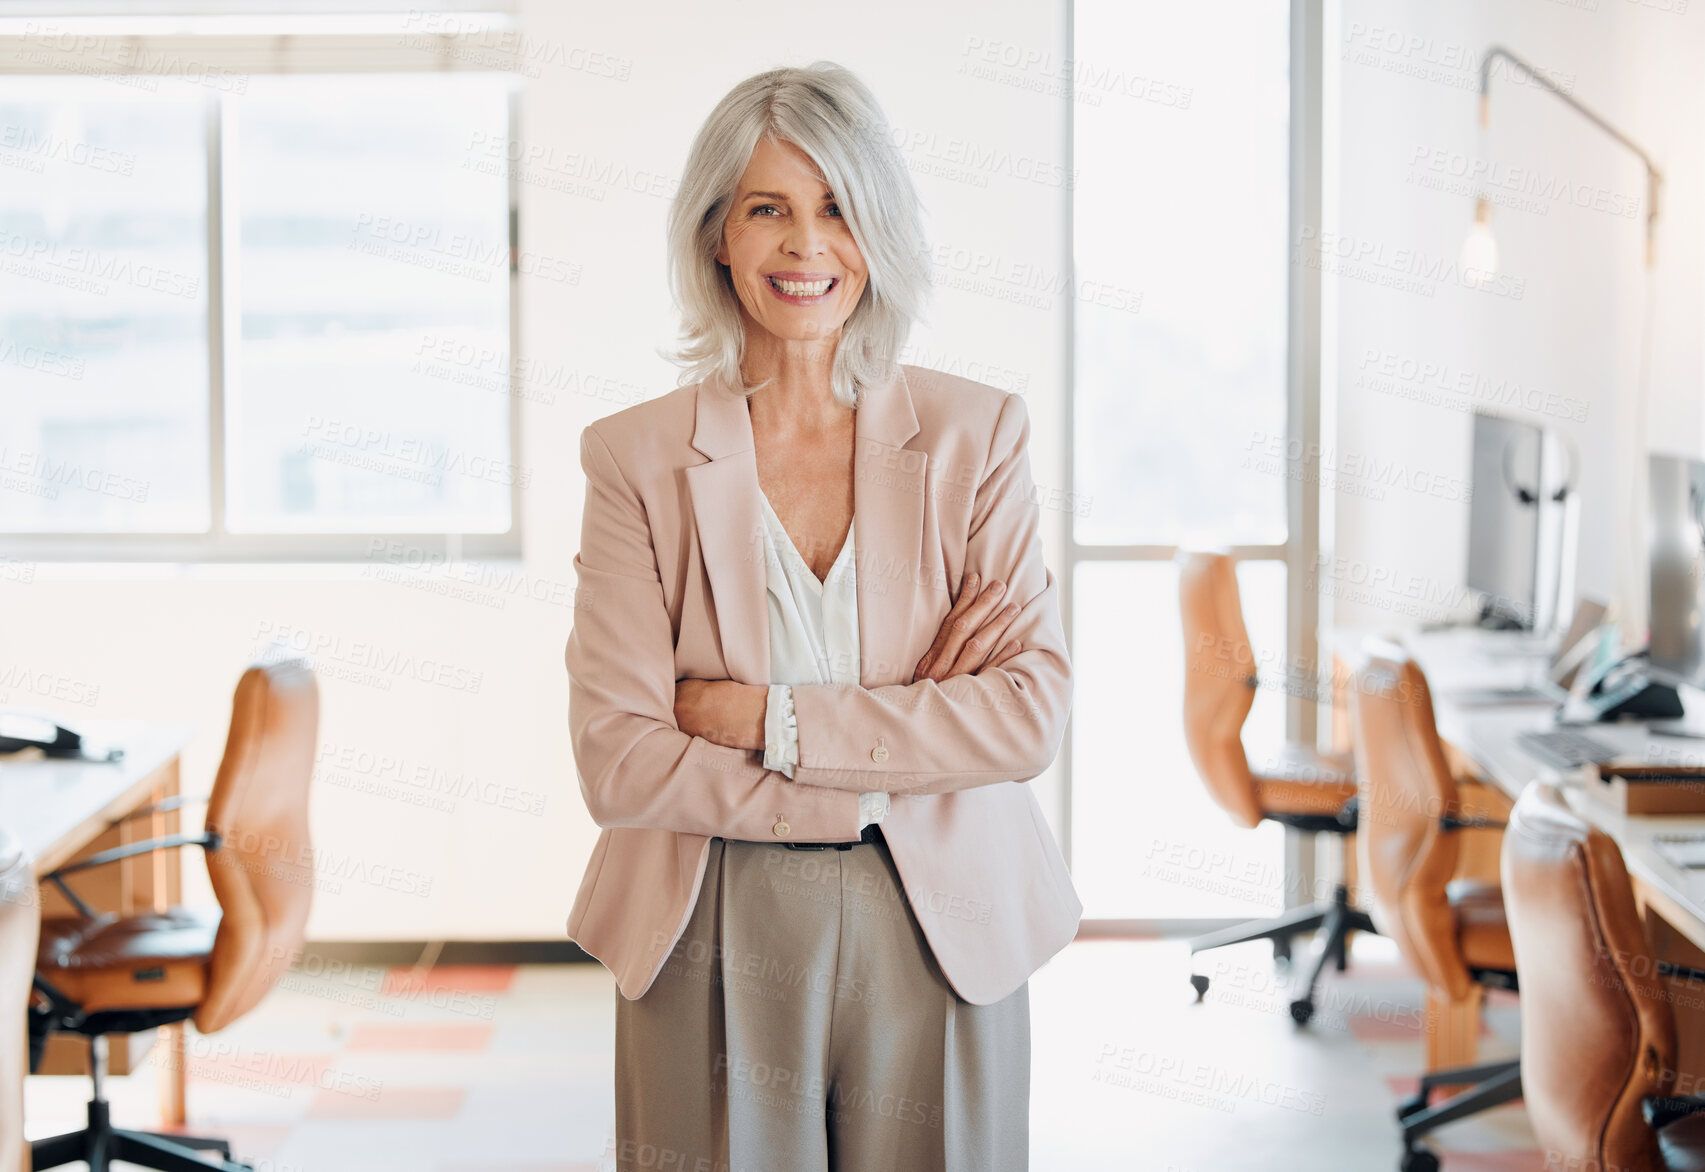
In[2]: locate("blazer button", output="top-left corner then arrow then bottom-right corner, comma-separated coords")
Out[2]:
772,818 -> 791,837
871,745 -> 889,763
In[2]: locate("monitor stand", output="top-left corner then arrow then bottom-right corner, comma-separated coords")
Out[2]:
1420,598 -> 1534,634
1475,598 -> 1530,632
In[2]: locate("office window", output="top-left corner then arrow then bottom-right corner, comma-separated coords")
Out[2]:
1072,560 -> 1288,919
1070,0 -> 1302,920
227,74 -> 512,533
1074,8 -> 1290,549
0,85 -> 210,532
0,68 -> 518,556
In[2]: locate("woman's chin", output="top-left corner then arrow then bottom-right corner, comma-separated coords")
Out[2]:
748,315 -> 848,346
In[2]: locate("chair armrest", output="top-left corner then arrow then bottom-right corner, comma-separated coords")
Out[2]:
44,831 -> 220,919
106,794 -> 206,827
47,831 -> 220,878
1644,1093 -> 1705,1130
1656,961 -> 1705,984
1440,815 -> 1506,832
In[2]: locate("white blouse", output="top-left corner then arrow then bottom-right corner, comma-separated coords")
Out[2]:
756,488 -> 890,834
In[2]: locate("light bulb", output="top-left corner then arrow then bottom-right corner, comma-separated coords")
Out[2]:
1461,196 -> 1498,287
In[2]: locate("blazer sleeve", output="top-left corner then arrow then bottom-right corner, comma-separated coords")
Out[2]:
785,391 -> 1073,796
565,423 -> 862,839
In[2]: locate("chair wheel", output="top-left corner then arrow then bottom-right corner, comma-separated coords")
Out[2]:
1400,1148 -> 1440,1172
1289,998 -> 1314,1025
1189,974 -> 1210,1000
1397,1092 -> 1428,1120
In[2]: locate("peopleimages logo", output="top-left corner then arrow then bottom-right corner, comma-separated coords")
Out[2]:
1406,145 -> 1642,220
1296,226 -> 1526,300
1354,347 -> 1590,423
1242,431 -> 1473,504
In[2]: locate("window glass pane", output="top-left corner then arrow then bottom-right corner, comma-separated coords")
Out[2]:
0,79 -> 209,532
1072,1 -> 1289,546
1071,559 -> 1288,919
225,73 -> 515,533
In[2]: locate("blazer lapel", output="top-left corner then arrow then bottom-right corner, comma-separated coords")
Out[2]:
685,366 -> 924,690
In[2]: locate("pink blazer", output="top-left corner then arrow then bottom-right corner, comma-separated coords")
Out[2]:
564,363 -> 1081,1006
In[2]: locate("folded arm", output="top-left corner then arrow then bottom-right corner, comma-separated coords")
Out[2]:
565,424 -> 860,840
765,682 -> 890,826
786,391 -> 1074,796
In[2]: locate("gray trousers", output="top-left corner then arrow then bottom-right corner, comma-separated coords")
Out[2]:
612,834 -> 1029,1172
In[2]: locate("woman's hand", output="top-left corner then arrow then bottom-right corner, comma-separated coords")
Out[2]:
912,571 -> 1024,684
674,679 -> 767,751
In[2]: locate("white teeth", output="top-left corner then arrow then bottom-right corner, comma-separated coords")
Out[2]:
771,277 -> 833,297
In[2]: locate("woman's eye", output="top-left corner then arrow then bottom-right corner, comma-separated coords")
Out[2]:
752,204 -> 781,217
825,204 -> 843,217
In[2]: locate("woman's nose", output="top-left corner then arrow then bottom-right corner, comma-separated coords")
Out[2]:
782,218 -> 828,259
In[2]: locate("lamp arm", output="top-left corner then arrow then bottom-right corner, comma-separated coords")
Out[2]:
1478,44 -> 1661,179
1479,43 -> 1662,265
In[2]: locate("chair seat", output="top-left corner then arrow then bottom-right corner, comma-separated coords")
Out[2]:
1254,746 -> 1358,818
38,906 -> 220,1015
1446,879 -> 1516,973
1660,1111 -> 1705,1171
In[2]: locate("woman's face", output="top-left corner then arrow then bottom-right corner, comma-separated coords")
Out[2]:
716,136 -> 869,346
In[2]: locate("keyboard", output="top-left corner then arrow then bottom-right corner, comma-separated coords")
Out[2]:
1516,729 -> 1620,770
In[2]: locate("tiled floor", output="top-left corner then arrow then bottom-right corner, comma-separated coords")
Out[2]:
24,935 -> 1535,1170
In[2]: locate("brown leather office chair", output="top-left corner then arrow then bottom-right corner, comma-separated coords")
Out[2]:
1350,639 -> 1522,1172
1,828 -> 37,1172
1179,551 -> 1375,1024
1503,781 -> 1705,1171
29,659 -> 318,1172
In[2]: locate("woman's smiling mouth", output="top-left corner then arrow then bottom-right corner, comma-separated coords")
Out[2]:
766,273 -> 838,302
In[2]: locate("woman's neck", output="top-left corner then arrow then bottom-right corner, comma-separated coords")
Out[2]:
741,332 -> 851,437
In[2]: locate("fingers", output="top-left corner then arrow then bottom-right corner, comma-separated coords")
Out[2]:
920,573 -> 1003,680
945,599 -> 1021,678
914,572 -> 1016,683
915,571 -> 976,682
915,571 -> 985,680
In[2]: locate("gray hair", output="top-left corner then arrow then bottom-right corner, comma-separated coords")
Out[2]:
663,61 -> 931,410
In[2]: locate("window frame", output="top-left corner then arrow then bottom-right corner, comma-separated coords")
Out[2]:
0,18 -> 525,562
1061,0 -> 1328,930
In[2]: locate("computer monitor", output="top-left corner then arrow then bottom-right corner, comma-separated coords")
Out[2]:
1466,412 -> 1544,629
1647,452 -> 1705,690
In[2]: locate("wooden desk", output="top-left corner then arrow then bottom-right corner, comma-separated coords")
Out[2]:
1335,627 -> 1705,1072
0,721 -> 195,1130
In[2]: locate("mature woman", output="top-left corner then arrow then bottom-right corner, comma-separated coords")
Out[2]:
564,61 -> 1080,1171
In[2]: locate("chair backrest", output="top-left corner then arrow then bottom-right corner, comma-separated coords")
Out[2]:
1503,782 -> 1675,1172
196,659 -> 319,1034
1178,551 -> 1263,829
1348,640 -> 1473,1000
0,828 -> 35,1172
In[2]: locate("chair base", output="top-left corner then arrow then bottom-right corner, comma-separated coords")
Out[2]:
1188,881 -> 1378,1026
1395,1058 -> 1523,1172
32,1092 -> 252,1171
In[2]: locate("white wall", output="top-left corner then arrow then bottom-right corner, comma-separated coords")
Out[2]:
1327,0 -> 1703,636
0,0 -> 1073,940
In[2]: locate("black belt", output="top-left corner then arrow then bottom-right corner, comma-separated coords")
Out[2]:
783,823 -> 883,851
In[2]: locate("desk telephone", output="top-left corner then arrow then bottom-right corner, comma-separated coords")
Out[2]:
1574,651 -> 1685,723
0,710 -> 123,761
